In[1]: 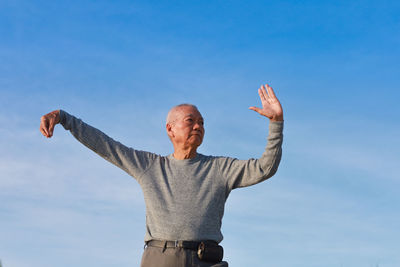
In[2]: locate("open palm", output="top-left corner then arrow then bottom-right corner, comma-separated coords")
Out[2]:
249,84 -> 283,121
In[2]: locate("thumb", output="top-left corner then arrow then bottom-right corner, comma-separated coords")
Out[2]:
249,106 -> 261,113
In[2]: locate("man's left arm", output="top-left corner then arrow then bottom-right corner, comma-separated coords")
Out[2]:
219,84 -> 284,190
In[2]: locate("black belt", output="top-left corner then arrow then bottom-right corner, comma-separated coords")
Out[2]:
146,240 -> 218,251
146,239 -> 224,263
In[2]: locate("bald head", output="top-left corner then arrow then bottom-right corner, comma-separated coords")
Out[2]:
166,104 -> 199,125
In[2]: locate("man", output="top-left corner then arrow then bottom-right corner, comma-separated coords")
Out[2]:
40,84 -> 284,267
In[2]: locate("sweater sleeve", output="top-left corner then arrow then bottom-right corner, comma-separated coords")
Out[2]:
59,110 -> 157,180
218,121 -> 284,191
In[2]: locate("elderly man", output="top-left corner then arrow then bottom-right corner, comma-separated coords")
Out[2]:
40,84 -> 284,267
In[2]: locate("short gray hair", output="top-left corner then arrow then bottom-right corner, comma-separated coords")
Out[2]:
166,103 -> 199,124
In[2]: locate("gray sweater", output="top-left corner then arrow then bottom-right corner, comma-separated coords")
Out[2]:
60,110 -> 283,243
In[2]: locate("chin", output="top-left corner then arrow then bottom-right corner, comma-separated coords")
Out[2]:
190,140 -> 202,148
195,137 -> 204,146
190,136 -> 203,144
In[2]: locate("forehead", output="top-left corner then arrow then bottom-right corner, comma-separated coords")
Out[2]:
174,106 -> 203,119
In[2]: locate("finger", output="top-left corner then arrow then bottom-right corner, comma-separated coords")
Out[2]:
257,88 -> 265,102
258,87 -> 267,102
260,85 -> 270,100
40,125 -> 49,137
265,84 -> 277,99
39,126 -> 47,137
48,120 -> 56,137
41,122 -> 49,136
41,118 -> 50,137
40,117 -> 47,132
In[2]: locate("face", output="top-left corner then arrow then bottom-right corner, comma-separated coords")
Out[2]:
167,106 -> 205,149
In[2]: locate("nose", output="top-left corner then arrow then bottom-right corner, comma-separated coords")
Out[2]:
193,121 -> 203,131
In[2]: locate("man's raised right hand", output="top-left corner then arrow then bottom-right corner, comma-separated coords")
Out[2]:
40,110 -> 60,138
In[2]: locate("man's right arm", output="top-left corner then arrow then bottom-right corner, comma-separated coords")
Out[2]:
40,110 -> 156,180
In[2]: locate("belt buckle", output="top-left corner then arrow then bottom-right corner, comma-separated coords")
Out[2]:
174,240 -> 179,248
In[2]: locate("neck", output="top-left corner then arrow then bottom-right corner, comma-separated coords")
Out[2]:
172,147 -> 198,160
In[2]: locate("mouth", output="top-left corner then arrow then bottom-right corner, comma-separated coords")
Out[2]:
190,132 -> 203,139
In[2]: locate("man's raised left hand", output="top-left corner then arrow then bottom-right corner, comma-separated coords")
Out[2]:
249,84 -> 284,122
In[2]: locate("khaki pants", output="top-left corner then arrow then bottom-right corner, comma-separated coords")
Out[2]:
140,246 -> 229,267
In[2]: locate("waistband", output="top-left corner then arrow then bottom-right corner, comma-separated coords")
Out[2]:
146,240 -> 218,250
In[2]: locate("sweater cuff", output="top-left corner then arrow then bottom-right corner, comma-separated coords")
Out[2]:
59,109 -> 68,126
269,120 -> 284,133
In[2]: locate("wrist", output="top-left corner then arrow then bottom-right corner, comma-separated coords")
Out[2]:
270,115 -> 284,122
53,110 -> 61,124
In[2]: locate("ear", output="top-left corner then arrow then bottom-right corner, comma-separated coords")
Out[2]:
166,123 -> 174,139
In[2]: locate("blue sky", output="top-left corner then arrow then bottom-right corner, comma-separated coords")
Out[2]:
1,0 -> 399,266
